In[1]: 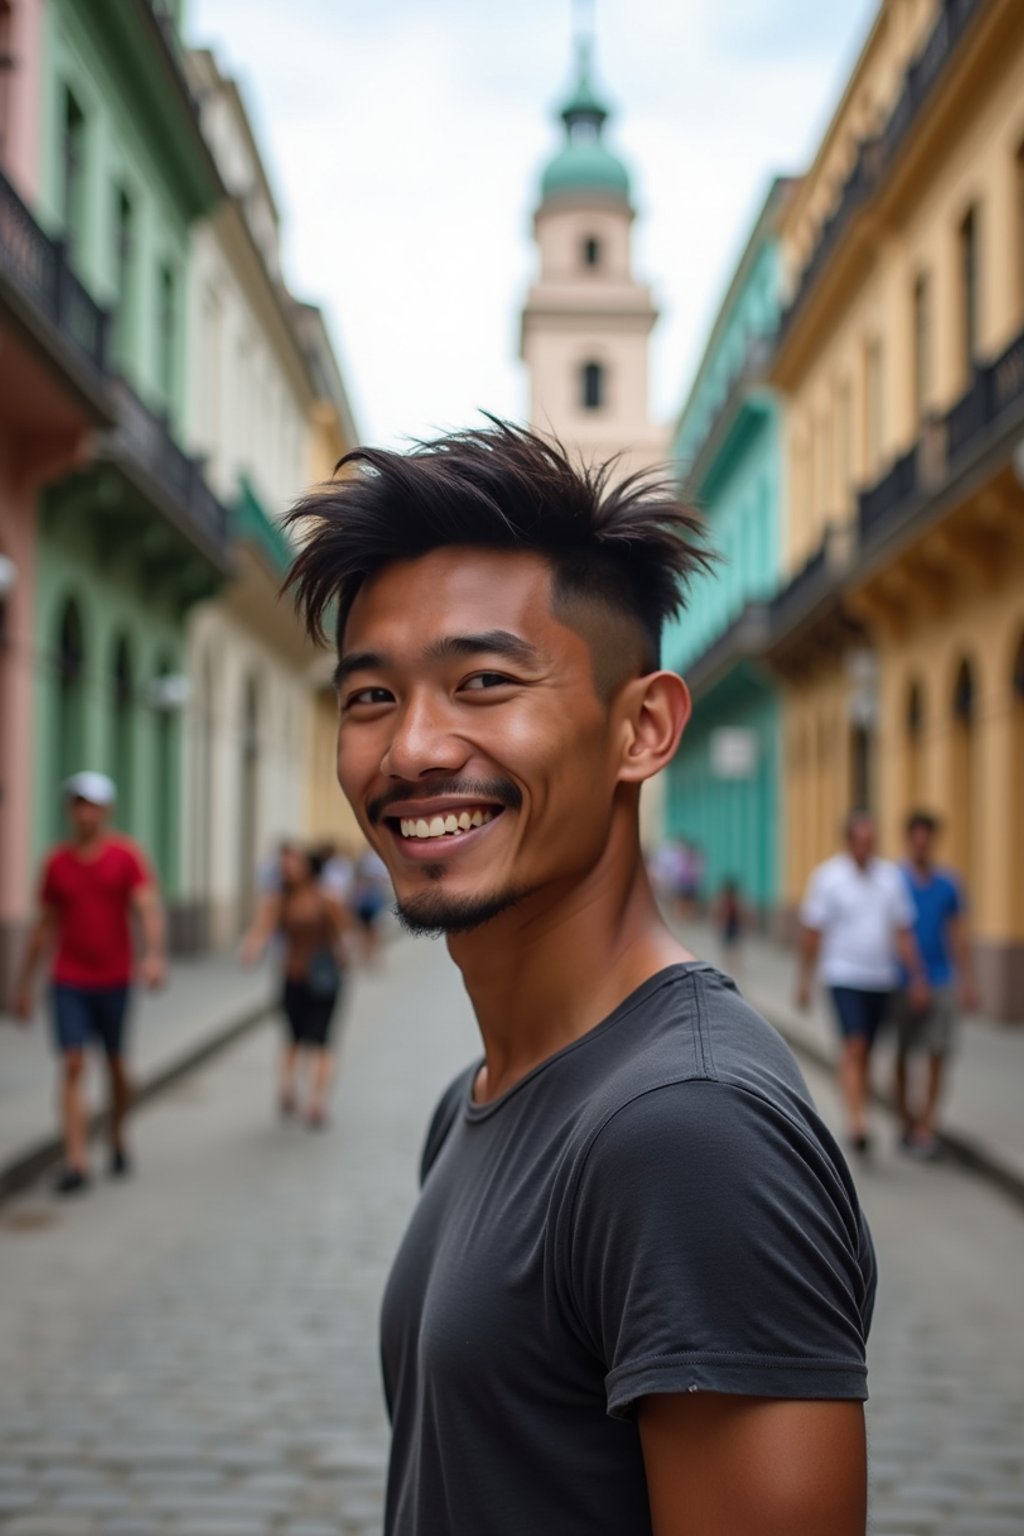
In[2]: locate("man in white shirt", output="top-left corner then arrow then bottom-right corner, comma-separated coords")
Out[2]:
797,811 -> 927,1154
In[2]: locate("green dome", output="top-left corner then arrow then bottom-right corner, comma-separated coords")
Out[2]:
541,142 -> 631,201
539,38 -> 631,205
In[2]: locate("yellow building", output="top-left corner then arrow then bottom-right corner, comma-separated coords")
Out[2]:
769,0 -> 1024,1016
291,302 -> 365,852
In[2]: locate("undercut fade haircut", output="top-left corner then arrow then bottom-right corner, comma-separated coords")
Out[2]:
284,417 -> 714,671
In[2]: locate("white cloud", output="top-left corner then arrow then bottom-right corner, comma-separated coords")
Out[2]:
190,0 -> 876,446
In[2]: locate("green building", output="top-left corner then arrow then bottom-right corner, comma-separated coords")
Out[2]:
663,180 -> 794,921
32,0 -> 229,917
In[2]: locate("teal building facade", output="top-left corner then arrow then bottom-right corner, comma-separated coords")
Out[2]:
663,180 -> 793,920
31,0 -> 230,914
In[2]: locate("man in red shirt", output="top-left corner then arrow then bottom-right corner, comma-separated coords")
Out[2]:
14,772 -> 166,1194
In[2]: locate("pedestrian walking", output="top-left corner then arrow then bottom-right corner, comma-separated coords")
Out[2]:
241,843 -> 352,1127
12,772 -> 166,1193
713,875 -> 745,969
797,810 -> 928,1156
286,420 -> 875,1536
351,846 -> 391,962
894,810 -> 978,1159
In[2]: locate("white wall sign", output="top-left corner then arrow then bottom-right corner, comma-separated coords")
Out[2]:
709,727 -> 758,780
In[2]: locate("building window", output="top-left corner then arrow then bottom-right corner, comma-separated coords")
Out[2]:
111,634 -> 135,832
582,236 -> 601,268
950,658 -> 977,886
905,678 -> 924,809
912,272 -> 931,424
836,379 -> 852,500
112,187 -> 134,369
863,338 -> 883,475
1016,142 -> 1024,320
157,262 -> 176,410
581,361 -> 604,411
958,204 -> 980,379
61,86 -> 86,261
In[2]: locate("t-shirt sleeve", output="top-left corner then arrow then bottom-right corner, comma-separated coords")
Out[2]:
122,842 -> 152,891
799,865 -> 830,930
39,855 -> 59,907
565,1080 -> 875,1418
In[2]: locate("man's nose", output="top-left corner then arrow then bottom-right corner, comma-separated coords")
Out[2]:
380,694 -> 470,780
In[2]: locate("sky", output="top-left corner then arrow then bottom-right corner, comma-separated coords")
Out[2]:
188,0 -> 878,447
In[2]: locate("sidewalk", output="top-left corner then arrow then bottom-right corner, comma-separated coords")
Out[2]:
679,917 -> 1024,1204
0,954 -> 276,1199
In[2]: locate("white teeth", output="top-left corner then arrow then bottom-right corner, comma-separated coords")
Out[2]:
398,808 -> 498,839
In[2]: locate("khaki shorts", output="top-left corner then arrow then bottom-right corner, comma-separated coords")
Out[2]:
894,984 -> 957,1059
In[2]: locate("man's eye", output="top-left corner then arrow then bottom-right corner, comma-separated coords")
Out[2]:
461,673 -> 515,692
343,686 -> 393,709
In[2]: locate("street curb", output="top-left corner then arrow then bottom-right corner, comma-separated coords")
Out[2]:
758,1000 -> 1024,1214
0,999 -> 273,1205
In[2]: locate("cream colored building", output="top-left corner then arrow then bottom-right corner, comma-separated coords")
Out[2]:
182,50 -> 342,942
768,0 -> 1024,1015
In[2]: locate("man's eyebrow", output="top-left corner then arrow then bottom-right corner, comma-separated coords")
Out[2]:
333,650 -> 387,689
422,631 -> 541,666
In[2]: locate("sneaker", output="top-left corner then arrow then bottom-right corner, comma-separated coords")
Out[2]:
109,1147 -> 131,1178
849,1133 -> 872,1158
904,1132 -> 941,1162
279,1091 -> 297,1118
54,1167 -> 90,1196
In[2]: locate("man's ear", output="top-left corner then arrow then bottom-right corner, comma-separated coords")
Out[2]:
616,670 -> 691,784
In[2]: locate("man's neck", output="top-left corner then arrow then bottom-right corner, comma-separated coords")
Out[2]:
72,831 -> 107,859
910,856 -> 933,879
449,836 -> 694,1103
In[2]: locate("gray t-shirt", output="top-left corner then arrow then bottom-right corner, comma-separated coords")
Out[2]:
381,963 -> 876,1535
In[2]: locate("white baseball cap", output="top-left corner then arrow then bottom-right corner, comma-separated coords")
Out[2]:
64,771 -> 117,807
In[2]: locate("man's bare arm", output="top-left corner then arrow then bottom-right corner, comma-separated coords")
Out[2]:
796,925 -> 820,1009
240,892 -> 282,965
639,1393 -> 867,1536
131,883 -> 167,988
895,925 -> 929,1010
12,907 -> 56,1020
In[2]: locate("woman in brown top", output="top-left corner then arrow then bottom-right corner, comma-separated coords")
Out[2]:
243,843 -> 352,1126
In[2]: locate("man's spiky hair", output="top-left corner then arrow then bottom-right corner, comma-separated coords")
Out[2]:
284,418 -> 713,670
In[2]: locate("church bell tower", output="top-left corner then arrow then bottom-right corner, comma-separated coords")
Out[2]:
520,27 -> 665,480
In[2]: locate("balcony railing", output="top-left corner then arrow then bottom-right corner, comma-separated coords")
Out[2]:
107,378 -> 231,555
780,0 -> 985,340
769,536 -> 829,630
0,164 -> 109,378
681,336 -> 773,491
857,320 -> 1024,547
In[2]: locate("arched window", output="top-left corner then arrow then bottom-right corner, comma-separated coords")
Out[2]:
905,678 -> 924,810
56,598 -> 86,783
153,652 -> 177,888
111,634 -> 135,833
949,658 -> 977,884
581,361 -> 604,411
582,235 -> 601,268
1011,634 -> 1024,930
238,673 -> 262,929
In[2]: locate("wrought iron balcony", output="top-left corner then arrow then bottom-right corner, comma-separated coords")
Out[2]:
0,163 -> 110,385
100,378 -> 232,566
779,0 -> 985,342
681,336 -> 773,495
856,321 -> 1024,549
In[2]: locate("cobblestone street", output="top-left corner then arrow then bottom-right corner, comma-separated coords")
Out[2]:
1,937 -> 1022,1535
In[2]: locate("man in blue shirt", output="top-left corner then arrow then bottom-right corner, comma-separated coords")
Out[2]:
895,810 -> 978,1158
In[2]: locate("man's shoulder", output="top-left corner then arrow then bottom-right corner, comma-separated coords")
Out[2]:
575,967 -> 810,1155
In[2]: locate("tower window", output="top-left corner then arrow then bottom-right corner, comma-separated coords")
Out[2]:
582,235 -> 601,268
581,361 -> 604,410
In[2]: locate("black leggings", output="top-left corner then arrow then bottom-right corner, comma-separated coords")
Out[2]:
282,979 -> 339,1048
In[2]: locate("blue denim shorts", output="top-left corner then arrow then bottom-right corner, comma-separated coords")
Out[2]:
52,984 -> 130,1057
829,986 -> 891,1046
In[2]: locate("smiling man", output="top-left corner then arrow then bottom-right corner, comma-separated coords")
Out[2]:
287,421 -> 875,1536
